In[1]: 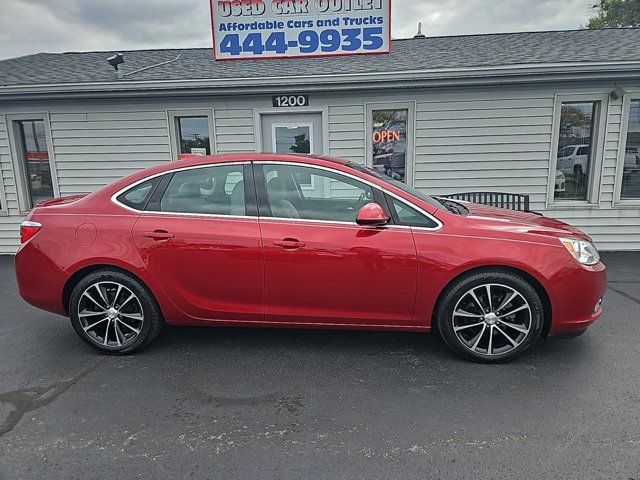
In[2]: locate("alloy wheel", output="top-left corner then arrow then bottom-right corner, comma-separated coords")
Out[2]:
452,283 -> 532,357
77,281 -> 144,348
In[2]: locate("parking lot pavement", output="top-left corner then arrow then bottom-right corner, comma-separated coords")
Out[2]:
0,253 -> 639,479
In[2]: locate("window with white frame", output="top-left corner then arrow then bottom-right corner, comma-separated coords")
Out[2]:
272,123 -> 314,188
168,110 -> 215,160
620,98 -> 640,200
7,114 -> 58,212
366,102 -> 415,186
549,95 -> 606,205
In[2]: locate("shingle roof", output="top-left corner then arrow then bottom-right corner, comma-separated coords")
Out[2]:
1,28 -> 640,87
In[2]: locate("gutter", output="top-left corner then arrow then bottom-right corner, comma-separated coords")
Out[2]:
1,61 -> 640,101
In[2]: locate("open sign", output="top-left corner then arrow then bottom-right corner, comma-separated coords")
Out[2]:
372,130 -> 401,143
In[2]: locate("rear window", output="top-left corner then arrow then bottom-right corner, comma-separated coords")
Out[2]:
117,177 -> 161,210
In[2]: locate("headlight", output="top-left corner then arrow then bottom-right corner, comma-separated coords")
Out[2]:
560,237 -> 600,266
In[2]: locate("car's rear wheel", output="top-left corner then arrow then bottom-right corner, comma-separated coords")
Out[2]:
69,270 -> 163,354
436,270 -> 544,363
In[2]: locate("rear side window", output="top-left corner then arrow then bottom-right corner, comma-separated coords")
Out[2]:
387,195 -> 438,228
159,164 -> 246,216
117,177 -> 161,210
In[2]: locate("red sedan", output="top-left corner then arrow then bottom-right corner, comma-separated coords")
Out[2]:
15,154 -> 606,362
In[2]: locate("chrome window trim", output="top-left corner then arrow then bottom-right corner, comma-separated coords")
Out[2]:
258,216 -> 414,230
110,161 -> 251,215
142,212 -> 257,221
111,160 -> 443,231
255,161 -> 443,231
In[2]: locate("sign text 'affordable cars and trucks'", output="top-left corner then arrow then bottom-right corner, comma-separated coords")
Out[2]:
210,0 -> 391,60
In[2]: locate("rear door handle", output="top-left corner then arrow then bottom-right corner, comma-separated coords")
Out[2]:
273,238 -> 305,249
144,230 -> 175,241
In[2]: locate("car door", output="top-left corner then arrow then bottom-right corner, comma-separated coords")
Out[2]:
256,161 -> 418,326
131,162 -> 264,322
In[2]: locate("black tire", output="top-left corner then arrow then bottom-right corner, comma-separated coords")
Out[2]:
69,269 -> 163,354
436,270 -> 544,363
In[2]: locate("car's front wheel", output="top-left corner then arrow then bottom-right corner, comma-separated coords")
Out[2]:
69,270 -> 163,354
436,270 -> 544,363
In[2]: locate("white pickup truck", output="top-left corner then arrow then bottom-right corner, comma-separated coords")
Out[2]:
556,144 -> 590,178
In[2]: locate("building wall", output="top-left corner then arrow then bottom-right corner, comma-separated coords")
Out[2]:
0,80 -> 639,254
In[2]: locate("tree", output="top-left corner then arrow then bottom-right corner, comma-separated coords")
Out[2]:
289,134 -> 310,154
587,0 -> 640,29
181,133 -> 210,154
560,105 -> 591,140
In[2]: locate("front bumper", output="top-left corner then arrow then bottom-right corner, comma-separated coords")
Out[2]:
545,259 -> 606,335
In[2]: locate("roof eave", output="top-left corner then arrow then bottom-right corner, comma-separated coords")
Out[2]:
1,61 -> 640,101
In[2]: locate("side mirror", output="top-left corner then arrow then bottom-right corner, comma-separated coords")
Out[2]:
356,203 -> 390,226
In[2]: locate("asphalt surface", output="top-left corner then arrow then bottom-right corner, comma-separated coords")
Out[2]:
0,252 -> 639,479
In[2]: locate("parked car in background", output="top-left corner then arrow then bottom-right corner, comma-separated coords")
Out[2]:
555,170 -> 566,194
15,154 -> 606,363
373,152 -> 406,181
557,144 -> 590,178
624,147 -> 640,171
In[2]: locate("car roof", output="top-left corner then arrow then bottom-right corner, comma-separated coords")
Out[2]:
102,153 -> 355,199
173,153 -> 350,167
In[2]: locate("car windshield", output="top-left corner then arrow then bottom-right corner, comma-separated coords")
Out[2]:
346,162 -> 446,210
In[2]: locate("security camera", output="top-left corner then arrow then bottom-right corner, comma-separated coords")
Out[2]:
107,53 -> 125,71
611,86 -> 626,100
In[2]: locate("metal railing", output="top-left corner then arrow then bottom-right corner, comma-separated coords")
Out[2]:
438,192 -> 530,212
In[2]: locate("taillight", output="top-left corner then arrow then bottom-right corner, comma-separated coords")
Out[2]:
20,220 -> 41,244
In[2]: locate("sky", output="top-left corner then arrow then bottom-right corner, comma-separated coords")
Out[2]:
0,0 -> 596,60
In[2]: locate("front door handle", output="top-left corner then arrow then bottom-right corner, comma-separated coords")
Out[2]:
143,230 -> 175,241
273,238 -> 305,249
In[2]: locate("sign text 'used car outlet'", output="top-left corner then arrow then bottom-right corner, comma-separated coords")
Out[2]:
210,0 -> 391,60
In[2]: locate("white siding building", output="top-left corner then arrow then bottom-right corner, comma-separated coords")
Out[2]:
1,29 -> 640,253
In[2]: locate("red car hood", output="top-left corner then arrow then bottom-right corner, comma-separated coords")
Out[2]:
458,202 -> 591,241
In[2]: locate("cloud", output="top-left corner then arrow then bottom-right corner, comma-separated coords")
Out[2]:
392,0 -> 594,38
0,0 -> 595,59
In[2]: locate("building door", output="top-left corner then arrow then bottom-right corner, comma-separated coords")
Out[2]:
261,113 -> 323,156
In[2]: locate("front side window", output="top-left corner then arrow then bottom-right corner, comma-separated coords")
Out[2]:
160,165 -> 245,216
261,164 -> 374,223
387,196 -> 438,228
346,162 -> 445,211
621,99 -> 640,199
176,117 -> 211,156
554,101 -> 598,201
371,109 -> 408,183
16,120 -> 54,207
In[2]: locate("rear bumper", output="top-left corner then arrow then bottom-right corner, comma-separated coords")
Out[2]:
545,260 -> 606,335
15,241 -> 69,316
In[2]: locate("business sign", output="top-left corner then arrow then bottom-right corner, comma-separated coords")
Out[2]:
210,0 -> 391,60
